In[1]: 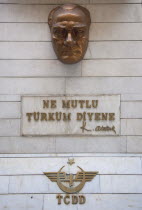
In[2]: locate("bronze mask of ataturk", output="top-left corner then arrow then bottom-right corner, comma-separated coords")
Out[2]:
48,4 -> 91,64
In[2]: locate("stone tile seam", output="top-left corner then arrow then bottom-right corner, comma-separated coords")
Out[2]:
3,174 -> 142,176
0,3 -> 142,5
1,22 -> 142,24
0,193 -> 142,195
42,195 -> 45,210
2,40 -> 142,42
140,157 -> 142,173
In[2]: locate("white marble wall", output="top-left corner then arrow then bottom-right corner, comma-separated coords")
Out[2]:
0,0 -> 142,209
0,154 -> 142,210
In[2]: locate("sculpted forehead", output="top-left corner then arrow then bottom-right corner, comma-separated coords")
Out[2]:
52,8 -> 88,24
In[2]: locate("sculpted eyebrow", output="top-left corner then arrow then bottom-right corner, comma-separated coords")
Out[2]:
53,25 -> 66,29
73,25 -> 86,28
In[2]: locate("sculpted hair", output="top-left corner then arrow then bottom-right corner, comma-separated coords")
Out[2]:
48,4 -> 91,28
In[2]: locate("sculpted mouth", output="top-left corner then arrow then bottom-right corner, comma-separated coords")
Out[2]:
61,49 -> 82,56
62,51 -> 74,56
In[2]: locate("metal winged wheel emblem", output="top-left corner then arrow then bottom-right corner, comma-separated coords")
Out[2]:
44,166 -> 98,194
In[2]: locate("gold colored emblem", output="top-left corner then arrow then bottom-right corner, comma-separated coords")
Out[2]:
44,160 -> 98,194
67,158 -> 75,165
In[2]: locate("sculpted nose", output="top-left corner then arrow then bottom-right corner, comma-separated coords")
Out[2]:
64,32 -> 74,46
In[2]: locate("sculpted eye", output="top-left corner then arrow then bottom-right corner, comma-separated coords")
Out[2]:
78,30 -> 85,34
53,28 -> 66,38
74,28 -> 85,37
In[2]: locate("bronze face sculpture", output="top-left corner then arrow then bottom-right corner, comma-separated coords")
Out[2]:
48,4 -> 91,64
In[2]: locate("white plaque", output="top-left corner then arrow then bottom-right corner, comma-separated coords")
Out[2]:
21,95 -> 120,136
